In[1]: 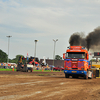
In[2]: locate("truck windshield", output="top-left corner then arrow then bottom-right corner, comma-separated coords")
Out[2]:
66,52 -> 85,58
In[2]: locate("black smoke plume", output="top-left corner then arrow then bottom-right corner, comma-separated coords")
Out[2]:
69,26 -> 100,51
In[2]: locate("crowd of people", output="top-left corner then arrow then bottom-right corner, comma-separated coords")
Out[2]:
0,63 -> 17,69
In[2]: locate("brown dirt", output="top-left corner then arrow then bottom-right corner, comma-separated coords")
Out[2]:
0,71 -> 100,100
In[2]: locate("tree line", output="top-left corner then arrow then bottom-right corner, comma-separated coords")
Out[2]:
0,49 -> 62,63
0,49 -> 26,63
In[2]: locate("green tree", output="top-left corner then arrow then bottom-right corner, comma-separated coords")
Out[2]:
10,55 -> 25,64
55,55 -> 62,60
0,49 -> 8,62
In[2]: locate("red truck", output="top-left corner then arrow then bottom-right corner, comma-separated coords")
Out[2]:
63,46 -> 93,79
53,66 -> 64,71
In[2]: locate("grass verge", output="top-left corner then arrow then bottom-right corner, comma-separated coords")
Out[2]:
0,68 -> 16,71
0,68 -> 62,72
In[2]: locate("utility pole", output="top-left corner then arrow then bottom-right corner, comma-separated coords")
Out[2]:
6,35 -> 12,63
53,39 -> 58,66
34,40 -> 38,66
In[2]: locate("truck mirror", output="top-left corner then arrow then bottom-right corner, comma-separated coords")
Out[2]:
86,53 -> 89,60
63,53 -> 66,59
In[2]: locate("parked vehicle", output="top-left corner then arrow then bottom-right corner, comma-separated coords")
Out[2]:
53,66 -> 64,71
16,56 -> 39,72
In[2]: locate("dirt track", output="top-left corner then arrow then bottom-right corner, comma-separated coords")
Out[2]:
0,71 -> 100,100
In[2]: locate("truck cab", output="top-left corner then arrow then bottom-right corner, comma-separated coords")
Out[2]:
63,46 -> 92,79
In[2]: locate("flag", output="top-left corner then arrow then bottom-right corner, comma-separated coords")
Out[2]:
27,52 -> 29,61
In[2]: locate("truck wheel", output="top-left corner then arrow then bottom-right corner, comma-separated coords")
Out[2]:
65,74 -> 69,78
84,72 -> 88,79
24,66 -> 27,72
16,69 -> 18,72
84,75 -> 88,79
16,66 -> 20,71
31,68 -> 33,72
27,69 -> 30,72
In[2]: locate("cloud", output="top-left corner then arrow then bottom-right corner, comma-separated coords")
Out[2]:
0,0 -> 100,59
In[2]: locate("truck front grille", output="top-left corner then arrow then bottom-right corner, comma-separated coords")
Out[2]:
78,62 -> 84,67
66,62 -> 71,67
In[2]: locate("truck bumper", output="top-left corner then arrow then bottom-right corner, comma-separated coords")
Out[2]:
64,70 -> 87,76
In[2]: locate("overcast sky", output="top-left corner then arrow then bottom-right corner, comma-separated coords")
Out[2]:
0,0 -> 100,59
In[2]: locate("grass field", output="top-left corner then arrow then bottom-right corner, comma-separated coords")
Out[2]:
0,68 -> 14,71
0,68 -> 61,72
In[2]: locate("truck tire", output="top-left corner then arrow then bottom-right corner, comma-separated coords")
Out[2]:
16,69 -> 18,71
27,69 -> 29,72
23,66 -> 27,72
65,74 -> 69,78
31,68 -> 33,72
84,72 -> 88,79
16,65 -> 21,71
27,69 -> 32,72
